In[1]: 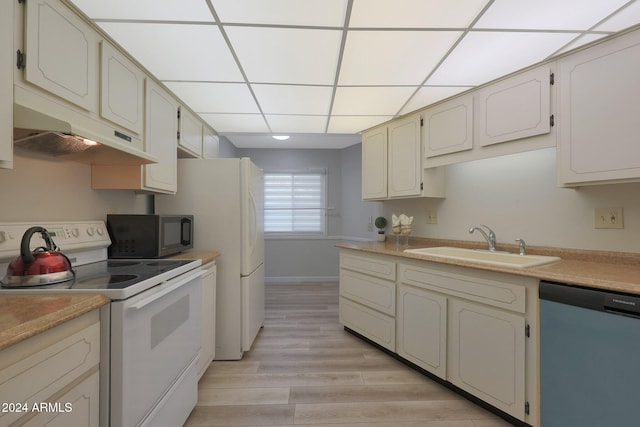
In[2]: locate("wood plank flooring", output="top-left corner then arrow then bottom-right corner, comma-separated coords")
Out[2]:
185,282 -> 514,426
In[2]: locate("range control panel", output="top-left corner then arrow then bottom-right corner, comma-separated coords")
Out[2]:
0,221 -> 111,262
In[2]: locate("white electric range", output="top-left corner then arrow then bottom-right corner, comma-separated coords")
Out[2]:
0,221 -> 203,427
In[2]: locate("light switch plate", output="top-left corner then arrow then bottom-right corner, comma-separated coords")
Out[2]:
426,211 -> 438,224
594,207 -> 624,229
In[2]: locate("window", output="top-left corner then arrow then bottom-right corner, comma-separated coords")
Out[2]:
264,170 -> 326,235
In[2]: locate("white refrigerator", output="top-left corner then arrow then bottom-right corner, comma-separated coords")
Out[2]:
156,157 -> 264,360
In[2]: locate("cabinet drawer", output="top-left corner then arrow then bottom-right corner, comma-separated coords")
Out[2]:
399,263 -> 527,313
0,320 -> 100,426
340,252 -> 396,280
340,269 -> 396,316
339,297 -> 395,352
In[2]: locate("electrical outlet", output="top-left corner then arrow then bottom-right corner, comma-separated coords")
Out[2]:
367,216 -> 374,232
594,207 -> 624,229
426,211 -> 438,224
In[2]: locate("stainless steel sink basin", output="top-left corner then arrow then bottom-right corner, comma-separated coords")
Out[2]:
403,246 -> 560,268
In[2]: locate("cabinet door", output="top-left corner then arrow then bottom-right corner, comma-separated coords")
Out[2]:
388,114 -> 421,197
145,80 -> 178,193
178,107 -> 203,158
0,0 -> 12,168
100,41 -> 145,135
361,126 -> 388,200
558,30 -> 640,185
424,96 -> 472,158
202,126 -> 219,159
397,284 -> 447,379
24,0 -> 98,111
477,66 -> 551,147
339,297 -> 395,352
449,298 -> 525,420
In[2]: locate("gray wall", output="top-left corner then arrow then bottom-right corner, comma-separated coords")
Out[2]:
238,144 -> 375,283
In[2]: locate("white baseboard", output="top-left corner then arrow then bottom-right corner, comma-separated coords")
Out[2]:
265,276 -> 339,284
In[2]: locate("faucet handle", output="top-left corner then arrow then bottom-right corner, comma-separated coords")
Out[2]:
515,238 -> 526,256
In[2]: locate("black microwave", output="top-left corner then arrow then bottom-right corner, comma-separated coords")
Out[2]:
106,214 -> 194,258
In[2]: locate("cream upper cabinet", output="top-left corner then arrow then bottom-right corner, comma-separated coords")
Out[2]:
423,95 -> 473,158
557,29 -> 640,186
24,0 -> 98,111
178,107 -> 203,158
361,125 -> 388,199
388,114 -> 422,197
0,0 -> 13,169
143,80 -> 178,193
477,66 -> 551,147
449,298 -> 526,420
202,126 -> 220,159
397,283 -> 447,379
100,40 -> 145,136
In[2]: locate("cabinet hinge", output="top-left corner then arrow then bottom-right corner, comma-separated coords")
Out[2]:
177,131 -> 181,140
550,114 -> 555,128
420,182 -> 424,190
525,401 -> 530,415
177,109 -> 181,119
16,50 -> 25,70
420,118 -> 424,127
550,73 -> 555,85
18,0 -> 25,4
525,324 -> 530,338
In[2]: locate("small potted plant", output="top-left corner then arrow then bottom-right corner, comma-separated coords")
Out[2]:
374,216 -> 387,242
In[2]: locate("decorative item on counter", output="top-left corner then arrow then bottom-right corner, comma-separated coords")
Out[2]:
374,216 -> 387,242
391,213 -> 413,246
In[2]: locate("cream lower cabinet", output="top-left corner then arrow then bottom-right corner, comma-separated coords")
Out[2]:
339,252 -> 396,351
199,261 -> 217,379
0,310 -> 102,427
396,283 -> 446,379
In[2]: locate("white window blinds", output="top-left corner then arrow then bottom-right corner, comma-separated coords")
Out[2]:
264,170 -> 326,234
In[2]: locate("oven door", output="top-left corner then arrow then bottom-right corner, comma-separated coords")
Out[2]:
109,268 -> 202,427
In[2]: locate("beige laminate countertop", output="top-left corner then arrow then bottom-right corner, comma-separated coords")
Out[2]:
337,238 -> 640,295
168,250 -> 221,264
0,293 -> 110,351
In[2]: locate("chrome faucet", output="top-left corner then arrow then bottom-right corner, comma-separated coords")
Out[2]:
468,225 -> 496,251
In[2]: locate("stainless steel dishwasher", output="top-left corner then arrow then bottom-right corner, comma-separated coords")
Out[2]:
540,280 -> 640,427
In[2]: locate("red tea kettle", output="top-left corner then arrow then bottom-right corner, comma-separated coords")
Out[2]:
1,227 -> 75,287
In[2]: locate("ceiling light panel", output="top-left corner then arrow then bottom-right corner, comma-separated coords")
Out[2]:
163,82 -> 259,113
332,86 -> 417,116
475,0 -> 631,30
68,0 -> 215,21
595,3 -> 640,32
225,27 -> 342,85
427,31 -> 578,86
97,23 -> 242,81
339,31 -> 462,85
199,113 -> 269,133
327,115 -> 395,133
266,115 -> 328,133
213,0 -> 347,26
400,86 -> 472,115
349,0 -> 491,28
252,85 -> 333,115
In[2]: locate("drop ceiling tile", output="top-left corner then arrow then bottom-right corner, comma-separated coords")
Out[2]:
252,85 -> 333,115
475,0 -> 630,30
332,86 -> 417,116
400,86 -> 473,115
327,116 -> 394,133
595,2 -> 640,32
427,31 -> 577,86
225,27 -> 342,85
265,115 -> 328,133
213,0 -> 347,26
164,82 -> 259,113
339,31 -> 462,85
350,0 -> 491,28
68,0 -> 214,21
199,113 -> 269,133
97,23 -> 242,81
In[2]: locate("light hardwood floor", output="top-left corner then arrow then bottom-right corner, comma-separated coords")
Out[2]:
185,282 -> 514,427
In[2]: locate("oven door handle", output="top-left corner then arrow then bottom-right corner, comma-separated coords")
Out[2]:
129,269 -> 203,311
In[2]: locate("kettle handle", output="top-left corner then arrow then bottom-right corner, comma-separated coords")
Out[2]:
20,226 -> 50,264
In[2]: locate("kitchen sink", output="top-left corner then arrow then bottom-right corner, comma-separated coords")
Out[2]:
403,246 -> 560,268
